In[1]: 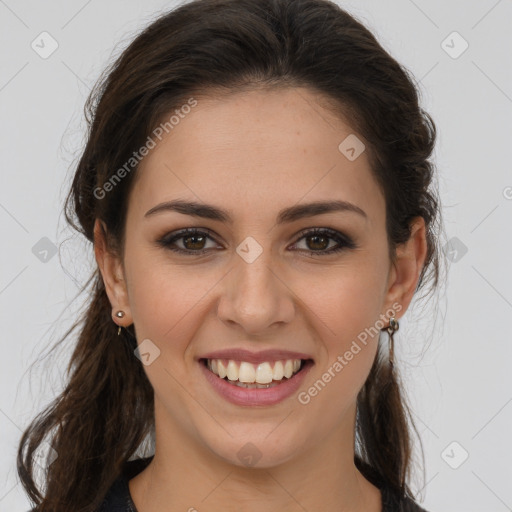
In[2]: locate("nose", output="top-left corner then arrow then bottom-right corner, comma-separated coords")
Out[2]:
217,246 -> 295,335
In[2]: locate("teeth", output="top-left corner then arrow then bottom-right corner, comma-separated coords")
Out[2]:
284,360 -> 293,378
234,381 -> 278,389
206,358 -> 304,384
273,361 -> 284,380
226,360 -> 238,381
239,361 -> 257,383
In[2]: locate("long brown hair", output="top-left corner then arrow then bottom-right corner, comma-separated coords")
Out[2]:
17,0 -> 443,510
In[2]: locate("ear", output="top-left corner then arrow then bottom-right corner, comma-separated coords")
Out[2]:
93,218 -> 132,327
382,216 -> 428,318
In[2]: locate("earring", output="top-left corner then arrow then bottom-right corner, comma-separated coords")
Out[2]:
115,310 -> 125,336
386,316 -> 399,369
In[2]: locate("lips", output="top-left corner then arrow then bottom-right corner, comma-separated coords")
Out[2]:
198,348 -> 313,365
196,348 -> 314,405
199,357 -> 314,406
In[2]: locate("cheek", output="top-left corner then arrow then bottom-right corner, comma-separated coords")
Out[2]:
294,257 -> 387,340
296,285 -> 382,421
125,248 -> 218,348
291,260 -> 387,402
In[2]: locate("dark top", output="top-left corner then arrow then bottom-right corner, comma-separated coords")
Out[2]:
96,455 -> 430,512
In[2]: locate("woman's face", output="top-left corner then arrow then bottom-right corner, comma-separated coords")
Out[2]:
97,87 -> 421,468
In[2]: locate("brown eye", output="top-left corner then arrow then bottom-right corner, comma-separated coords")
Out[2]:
304,233 -> 331,251
291,228 -> 356,255
157,228 -> 219,254
181,233 -> 207,250
157,227 -> 356,256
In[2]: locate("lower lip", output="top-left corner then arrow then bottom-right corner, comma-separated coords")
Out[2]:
199,359 -> 314,406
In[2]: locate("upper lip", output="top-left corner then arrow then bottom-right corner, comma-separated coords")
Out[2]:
199,349 -> 313,365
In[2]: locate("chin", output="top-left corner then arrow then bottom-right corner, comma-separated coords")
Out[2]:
205,431 -> 301,470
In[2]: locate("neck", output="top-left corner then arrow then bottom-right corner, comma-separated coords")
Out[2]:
128,400 -> 382,512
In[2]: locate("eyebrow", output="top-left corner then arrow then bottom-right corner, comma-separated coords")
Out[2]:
144,199 -> 367,224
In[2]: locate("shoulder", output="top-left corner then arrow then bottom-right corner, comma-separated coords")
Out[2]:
381,485 -> 432,512
27,457 -> 154,512
95,477 -> 133,512
380,482 -> 432,512
399,495 -> 431,512
355,457 -> 432,512
96,456 -> 154,512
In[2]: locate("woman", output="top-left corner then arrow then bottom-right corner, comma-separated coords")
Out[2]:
18,0 -> 443,510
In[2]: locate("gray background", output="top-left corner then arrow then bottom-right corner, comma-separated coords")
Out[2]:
1,0 -> 511,511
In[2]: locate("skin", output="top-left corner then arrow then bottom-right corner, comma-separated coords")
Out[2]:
94,86 -> 427,512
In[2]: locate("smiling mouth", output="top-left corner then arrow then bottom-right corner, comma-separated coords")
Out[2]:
200,358 -> 313,389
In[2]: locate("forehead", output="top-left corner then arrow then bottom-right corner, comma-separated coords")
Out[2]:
129,87 -> 384,226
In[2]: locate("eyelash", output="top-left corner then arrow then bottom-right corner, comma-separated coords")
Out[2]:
156,227 -> 357,256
